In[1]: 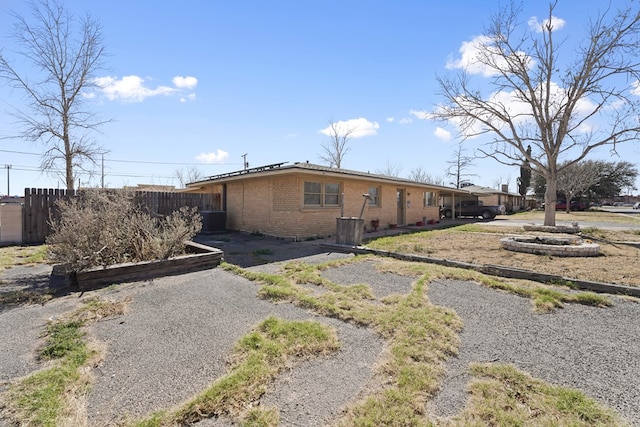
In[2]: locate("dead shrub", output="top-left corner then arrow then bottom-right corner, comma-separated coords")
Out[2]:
46,190 -> 202,272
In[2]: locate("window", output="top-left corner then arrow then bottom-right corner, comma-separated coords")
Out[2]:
304,181 -> 341,207
324,183 -> 340,205
304,182 -> 322,205
368,186 -> 380,206
424,191 -> 437,207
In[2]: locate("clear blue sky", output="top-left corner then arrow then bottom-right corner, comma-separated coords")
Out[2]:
0,0 -> 638,196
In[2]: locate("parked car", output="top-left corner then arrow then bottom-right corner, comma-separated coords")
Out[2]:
634,202 -> 640,209
441,200 -> 504,219
555,200 -> 587,211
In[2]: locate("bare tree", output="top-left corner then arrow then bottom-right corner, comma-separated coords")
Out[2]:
533,159 -> 638,203
0,0 -> 109,191
408,166 -> 445,185
375,160 -> 402,177
492,175 -> 511,191
174,167 -> 204,188
556,161 -> 600,212
445,144 -> 477,188
319,119 -> 356,168
434,1 -> 640,225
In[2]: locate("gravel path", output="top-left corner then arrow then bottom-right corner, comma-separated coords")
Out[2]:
84,263 -> 383,426
3,248 -> 639,426
428,279 -> 640,426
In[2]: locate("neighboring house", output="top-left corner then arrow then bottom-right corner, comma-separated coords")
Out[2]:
184,162 -> 468,240
462,184 -> 526,213
123,184 -> 177,192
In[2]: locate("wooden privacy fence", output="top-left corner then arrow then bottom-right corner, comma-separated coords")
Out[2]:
22,188 -> 221,244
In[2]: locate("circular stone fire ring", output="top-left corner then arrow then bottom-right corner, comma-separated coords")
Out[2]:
500,235 -> 600,257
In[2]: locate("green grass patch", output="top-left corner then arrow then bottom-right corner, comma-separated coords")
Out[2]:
446,363 -> 627,426
132,317 -> 339,426
373,258 -> 611,312
0,245 -> 49,271
223,257 -> 463,426
1,297 -> 128,426
40,320 -> 86,361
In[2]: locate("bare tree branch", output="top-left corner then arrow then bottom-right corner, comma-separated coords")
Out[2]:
174,167 -> 204,188
434,1 -> 640,225
408,166 -> 445,185
375,160 -> 403,177
318,119 -> 356,168
446,144 -> 477,188
0,0 -> 110,190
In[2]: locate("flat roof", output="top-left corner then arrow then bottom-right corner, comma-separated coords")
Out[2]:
187,162 -> 469,194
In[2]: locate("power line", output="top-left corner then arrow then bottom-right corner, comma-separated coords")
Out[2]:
0,149 -> 240,167
0,149 -> 40,156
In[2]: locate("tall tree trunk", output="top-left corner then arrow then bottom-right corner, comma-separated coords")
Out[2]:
565,191 -> 573,214
64,134 -> 74,191
544,174 -> 557,226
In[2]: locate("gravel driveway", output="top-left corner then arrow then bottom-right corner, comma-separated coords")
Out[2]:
428,279 -> 640,426
2,236 -> 639,425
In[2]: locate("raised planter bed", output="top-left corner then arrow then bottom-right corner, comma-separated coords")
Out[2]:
500,235 -> 600,257
523,224 -> 580,234
50,241 -> 223,291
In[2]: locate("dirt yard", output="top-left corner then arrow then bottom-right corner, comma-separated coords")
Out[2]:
367,224 -> 640,287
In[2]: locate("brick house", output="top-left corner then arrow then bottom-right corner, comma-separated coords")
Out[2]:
184,162 -> 468,240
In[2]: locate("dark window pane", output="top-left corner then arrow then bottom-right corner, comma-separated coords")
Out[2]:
304,181 -> 321,193
304,194 -> 321,205
325,183 -> 340,194
325,194 -> 339,205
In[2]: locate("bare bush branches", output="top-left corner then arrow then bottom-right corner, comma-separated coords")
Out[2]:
47,190 -> 202,272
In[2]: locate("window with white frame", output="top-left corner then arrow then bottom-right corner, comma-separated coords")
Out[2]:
423,191 -> 437,207
368,186 -> 380,206
304,181 -> 341,207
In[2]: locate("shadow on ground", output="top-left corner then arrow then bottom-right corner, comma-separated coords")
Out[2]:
194,231 -> 331,268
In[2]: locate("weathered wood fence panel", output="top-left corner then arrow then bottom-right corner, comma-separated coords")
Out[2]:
22,188 -> 220,244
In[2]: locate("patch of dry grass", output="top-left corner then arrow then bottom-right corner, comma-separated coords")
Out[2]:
0,245 -> 49,273
509,209 -> 640,225
367,224 -> 640,287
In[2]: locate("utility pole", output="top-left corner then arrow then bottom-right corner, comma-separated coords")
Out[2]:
242,153 -> 249,170
4,164 -> 11,196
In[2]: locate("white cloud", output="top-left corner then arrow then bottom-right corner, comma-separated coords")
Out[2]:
410,109 -> 430,120
434,127 -> 452,141
196,149 -> 229,164
399,117 -> 412,124
180,93 -> 197,103
446,35 -> 532,77
386,117 -> 395,123
95,75 -> 176,102
173,76 -> 198,89
632,81 -> 640,96
319,117 -> 379,138
95,74 -> 199,103
528,15 -> 566,33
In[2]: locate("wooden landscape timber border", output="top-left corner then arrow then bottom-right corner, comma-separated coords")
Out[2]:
320,243 -> 640,298
51,241 -> 223,292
